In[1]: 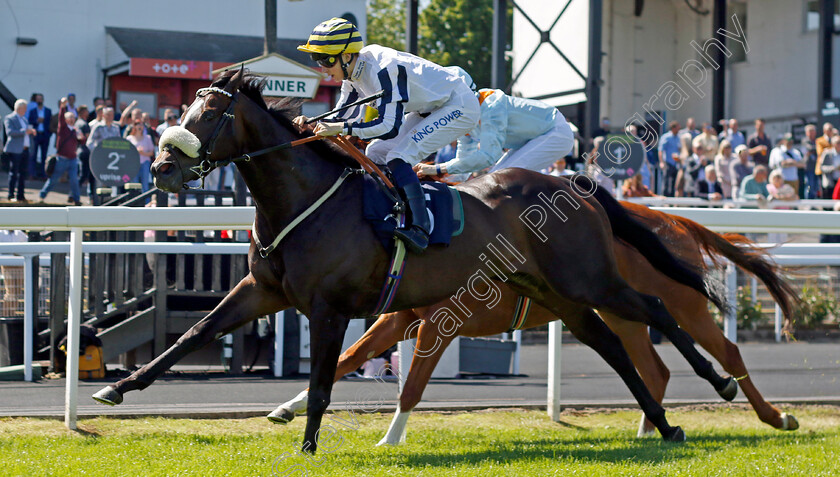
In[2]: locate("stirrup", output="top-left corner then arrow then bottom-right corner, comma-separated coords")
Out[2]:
394,226 -> 429,254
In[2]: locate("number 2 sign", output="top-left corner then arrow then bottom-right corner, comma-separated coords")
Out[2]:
91,138 -> 141,187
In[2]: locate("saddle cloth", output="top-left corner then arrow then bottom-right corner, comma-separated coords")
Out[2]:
362,173 -> 464,251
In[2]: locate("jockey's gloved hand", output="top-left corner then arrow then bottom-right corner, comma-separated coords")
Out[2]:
416,164 -> 438,177
292,115 -> 314,133
313,121 -> 344,137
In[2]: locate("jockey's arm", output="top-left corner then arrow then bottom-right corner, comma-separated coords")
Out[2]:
439,95 -> 507,175
341,64 -> 408,141
296,83 -> 364,134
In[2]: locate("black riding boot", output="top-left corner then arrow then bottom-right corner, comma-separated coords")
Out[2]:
394,181 -> 430,253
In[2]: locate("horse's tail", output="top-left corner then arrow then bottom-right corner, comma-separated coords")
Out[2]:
590,187 -> 729,313
669,215 -> 801,334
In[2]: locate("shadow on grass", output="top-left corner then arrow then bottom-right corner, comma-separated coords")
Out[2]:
552,419 -> 587,431
74,425 -> 101,438
385,432 -> 812,468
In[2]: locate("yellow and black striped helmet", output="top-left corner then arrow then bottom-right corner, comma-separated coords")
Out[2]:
297,17 -> 364,56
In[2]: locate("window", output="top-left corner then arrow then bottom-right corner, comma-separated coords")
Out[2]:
805,0 -> 840,32
727,2 -> 747,64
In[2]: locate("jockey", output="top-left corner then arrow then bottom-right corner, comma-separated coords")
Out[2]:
294,17 -> 480,253
417,89 -> 575,177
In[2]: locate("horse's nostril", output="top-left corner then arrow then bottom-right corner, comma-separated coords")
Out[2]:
157,163 -> 173,174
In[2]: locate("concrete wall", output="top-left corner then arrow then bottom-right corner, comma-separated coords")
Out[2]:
0,0 -> 366,111
513,0 -> 830,139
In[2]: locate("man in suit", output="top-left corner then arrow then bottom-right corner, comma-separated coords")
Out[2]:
27,93 -> 52,179
4,99 -> 37,202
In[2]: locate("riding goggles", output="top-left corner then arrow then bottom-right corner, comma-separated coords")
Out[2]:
310,53 -> 338,68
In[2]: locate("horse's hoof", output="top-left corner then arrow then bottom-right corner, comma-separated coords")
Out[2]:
636,414 -> 657,438
780,413 -> 799,431
662,426 -> 686,443
267,407 -> 297,424
92,386 -> 123,406
717,376 -> 738,402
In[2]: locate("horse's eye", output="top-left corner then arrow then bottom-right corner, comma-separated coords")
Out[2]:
202,111 -> 217,121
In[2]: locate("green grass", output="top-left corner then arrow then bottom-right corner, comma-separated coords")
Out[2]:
1,405 -> 838,476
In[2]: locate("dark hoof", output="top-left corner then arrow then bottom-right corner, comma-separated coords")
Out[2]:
717,376 -> 738,401
267,407 -> 297,424
663,426 -> 686,442
92,386 -> 123,406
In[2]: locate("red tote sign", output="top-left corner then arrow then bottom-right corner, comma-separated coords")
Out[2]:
130,58 -> 233,79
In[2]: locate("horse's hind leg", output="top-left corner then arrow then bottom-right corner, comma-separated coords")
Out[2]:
672,296 -> 798,430
268,309 -> 420,424
378,320 -> 456,446
594,285 -> 736,401
602,314 -> 670,437
545,302 -> 685,442
93,273 -> 288,405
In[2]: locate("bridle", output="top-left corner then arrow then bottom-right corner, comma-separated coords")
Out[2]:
167,86 -> 241,189
169,86 -> 324,190
161,84 -> 403,257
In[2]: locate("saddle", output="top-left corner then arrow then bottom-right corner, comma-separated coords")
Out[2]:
291,136 -> 465,316
362,171 -> 464,251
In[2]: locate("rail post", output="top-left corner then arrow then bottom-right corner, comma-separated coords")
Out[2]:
65,227 -> 83,430
547,320 -> 562,421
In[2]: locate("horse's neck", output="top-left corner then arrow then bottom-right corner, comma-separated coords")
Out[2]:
235,121 -> 348,231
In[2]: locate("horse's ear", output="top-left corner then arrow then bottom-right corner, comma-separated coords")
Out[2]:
224,64 -> 246,94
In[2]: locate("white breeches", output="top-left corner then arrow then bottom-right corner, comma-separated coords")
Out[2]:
366,87 -> 480,166
489,115 -> 575,173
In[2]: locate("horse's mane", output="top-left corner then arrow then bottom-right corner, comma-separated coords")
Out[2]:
210,70 -> 360,168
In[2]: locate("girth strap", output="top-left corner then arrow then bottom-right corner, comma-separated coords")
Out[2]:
371,234 -> 408,316
253,167 -> 362,258
506,296 -> 532,333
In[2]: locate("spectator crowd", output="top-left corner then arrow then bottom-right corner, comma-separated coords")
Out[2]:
611,116 -> 840,202
6,93 -> 840,206
3,92 -> 185,204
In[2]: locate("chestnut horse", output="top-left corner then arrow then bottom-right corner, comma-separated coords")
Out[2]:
92,69 -> 736,452
270,203 -> 801,444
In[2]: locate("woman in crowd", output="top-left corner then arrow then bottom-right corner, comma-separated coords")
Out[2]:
126,120 -> 154,192
816,135 -> 840,198
767,169 -> 797,201
714,140 -> 736,198
729,144 -> 753,199
673,133 -> 693,197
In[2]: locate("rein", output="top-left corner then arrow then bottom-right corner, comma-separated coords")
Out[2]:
183,87 -> 405,257
181,87 -> 396,195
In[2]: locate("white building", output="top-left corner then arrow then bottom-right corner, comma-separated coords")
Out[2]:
0,0 -> 366,120
513,0 -> 839,139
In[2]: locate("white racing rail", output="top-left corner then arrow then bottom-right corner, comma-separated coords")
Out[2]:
0,207 -> 253,430
0,206 -> 839,426
628,197 -> 840,210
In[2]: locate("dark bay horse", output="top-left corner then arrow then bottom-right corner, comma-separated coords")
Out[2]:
92,69 -> 736,451
270,203 -> 800,444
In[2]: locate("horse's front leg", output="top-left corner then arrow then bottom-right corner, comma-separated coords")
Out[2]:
268,309 -> 420,424
301,300 -> 349,454
92,273 -> 288,405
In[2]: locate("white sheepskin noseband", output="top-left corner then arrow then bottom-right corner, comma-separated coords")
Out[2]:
159,126 -> 201,158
